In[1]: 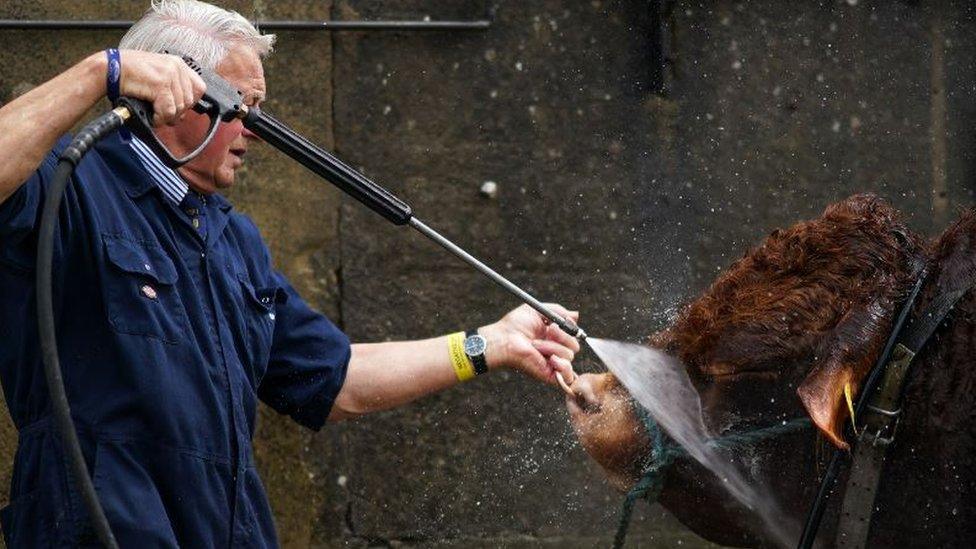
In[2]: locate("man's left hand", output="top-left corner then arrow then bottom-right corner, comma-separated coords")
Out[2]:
479,303 -> 580,384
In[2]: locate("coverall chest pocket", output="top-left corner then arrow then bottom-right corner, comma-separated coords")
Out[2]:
102,235 -> 185,344
237,273 -> 282,380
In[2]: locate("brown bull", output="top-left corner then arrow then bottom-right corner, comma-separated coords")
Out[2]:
567,194 -> 976,547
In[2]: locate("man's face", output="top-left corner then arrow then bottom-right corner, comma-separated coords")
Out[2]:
157,43 -> 266,194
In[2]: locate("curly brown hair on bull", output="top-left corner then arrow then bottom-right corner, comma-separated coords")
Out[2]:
652,193 -> 927,449
569,193 -> 976,547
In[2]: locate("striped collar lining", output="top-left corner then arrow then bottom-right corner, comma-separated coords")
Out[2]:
129,137 -> 189,206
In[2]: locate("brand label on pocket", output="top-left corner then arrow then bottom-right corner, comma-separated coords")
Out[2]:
141,285 -> 158,300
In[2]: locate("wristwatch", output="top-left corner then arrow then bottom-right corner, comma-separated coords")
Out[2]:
463,329 -> 489,375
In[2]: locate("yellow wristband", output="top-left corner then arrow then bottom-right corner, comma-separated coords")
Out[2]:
448,331 -> 476,382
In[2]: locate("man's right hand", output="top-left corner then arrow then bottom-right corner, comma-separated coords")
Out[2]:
117,50 -> 207,127
0,49 -> 208,204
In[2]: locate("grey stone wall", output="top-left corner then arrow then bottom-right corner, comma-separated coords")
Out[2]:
0,1 -> 973,547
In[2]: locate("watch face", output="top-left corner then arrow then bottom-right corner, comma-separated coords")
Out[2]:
464,334 -> 487,356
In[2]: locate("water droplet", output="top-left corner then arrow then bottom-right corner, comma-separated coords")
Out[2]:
480,181 -> 498,199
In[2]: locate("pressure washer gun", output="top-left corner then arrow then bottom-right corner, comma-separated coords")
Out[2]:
116,53 -> 587,340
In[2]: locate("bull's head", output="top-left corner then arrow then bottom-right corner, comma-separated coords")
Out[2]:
567,194 -> 926,545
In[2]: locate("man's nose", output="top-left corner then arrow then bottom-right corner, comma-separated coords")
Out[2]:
242,126 -> 261,142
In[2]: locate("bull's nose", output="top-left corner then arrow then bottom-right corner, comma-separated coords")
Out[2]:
568,373 -> 603,413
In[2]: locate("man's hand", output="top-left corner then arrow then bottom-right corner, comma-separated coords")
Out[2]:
480,303 -> 580,384
118,50 -> 207,127
0,50 -> 206,202
333,304 -> 582,421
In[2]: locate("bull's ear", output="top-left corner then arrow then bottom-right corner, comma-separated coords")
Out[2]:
797,361 -> 853,450
796,298 -> 897,450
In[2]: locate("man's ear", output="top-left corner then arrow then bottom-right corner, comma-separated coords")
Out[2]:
797,361 -> 853,450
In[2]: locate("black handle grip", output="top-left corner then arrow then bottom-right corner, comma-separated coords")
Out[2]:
243,107 -> 413,225
116,96 -> 219,169
115,52 -> 245,168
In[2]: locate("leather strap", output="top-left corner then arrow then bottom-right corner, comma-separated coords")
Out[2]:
464,329 -> 488,375
835,434 -> 888,547
835,283 -> 973,548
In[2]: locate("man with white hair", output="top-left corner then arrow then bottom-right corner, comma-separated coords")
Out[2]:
0,1 -> 579,546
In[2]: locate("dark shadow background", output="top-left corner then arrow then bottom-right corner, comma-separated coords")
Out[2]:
0,1 -> 973,546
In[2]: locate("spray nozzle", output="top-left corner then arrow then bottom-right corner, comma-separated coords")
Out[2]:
559,319 -> 587,341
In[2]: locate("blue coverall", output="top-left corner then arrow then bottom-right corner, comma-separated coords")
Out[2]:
0,132 -> 350,547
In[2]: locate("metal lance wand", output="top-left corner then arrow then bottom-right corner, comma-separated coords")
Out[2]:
238,105 -> 587,340
115,52 -> 587,340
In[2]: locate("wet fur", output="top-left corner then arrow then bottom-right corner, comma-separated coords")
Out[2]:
655,194 -> 924,389
579,195 -> 976,546
653,194 -> 928,447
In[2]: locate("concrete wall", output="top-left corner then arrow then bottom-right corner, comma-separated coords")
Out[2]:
0,1 -> 973,547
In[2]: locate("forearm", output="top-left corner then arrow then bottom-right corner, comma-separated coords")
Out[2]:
329,335 -> 467,421
0,52 -> 108,204
326,304 -> 580,422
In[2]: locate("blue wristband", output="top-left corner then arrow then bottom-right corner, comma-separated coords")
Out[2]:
105,48 -> 130,142
105,48 -> 121,104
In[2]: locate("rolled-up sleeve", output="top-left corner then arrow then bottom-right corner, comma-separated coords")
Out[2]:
0,176 -> 40,239
0,147 -> 64,272
0,152 -> 56,240
257,269 -> 351,431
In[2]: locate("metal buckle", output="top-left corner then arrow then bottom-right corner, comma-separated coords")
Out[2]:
865,404 -> 901,418
858,415 -> 900,447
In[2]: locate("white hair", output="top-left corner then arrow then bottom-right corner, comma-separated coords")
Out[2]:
119,0 -> 275,70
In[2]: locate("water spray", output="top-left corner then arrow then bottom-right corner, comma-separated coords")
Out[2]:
36,53 -> 586,548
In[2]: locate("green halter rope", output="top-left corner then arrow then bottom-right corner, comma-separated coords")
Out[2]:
612,404 -> 812,548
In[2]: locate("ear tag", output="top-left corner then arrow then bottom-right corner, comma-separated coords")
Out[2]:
844,382 -> 858,436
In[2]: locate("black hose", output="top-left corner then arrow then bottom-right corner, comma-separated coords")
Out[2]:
36,109 -> 127,549
796,451 -> 843,549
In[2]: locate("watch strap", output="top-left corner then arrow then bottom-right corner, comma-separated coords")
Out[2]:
465,329 -> 489,375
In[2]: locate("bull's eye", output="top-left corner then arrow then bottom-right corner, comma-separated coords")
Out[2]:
704,361 -> 738,377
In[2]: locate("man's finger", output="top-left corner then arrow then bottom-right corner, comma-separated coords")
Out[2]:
188,69 -> 207,103
154,93 -> 176,127
170,79 -> 186,122
546,322 -> 581,353
541,303 -> 580,327
178,67 -> 194,113
532,339 -> 575,361
548,355 -> 575,384
524,348 -> 551,383
542,302 -> 571,320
